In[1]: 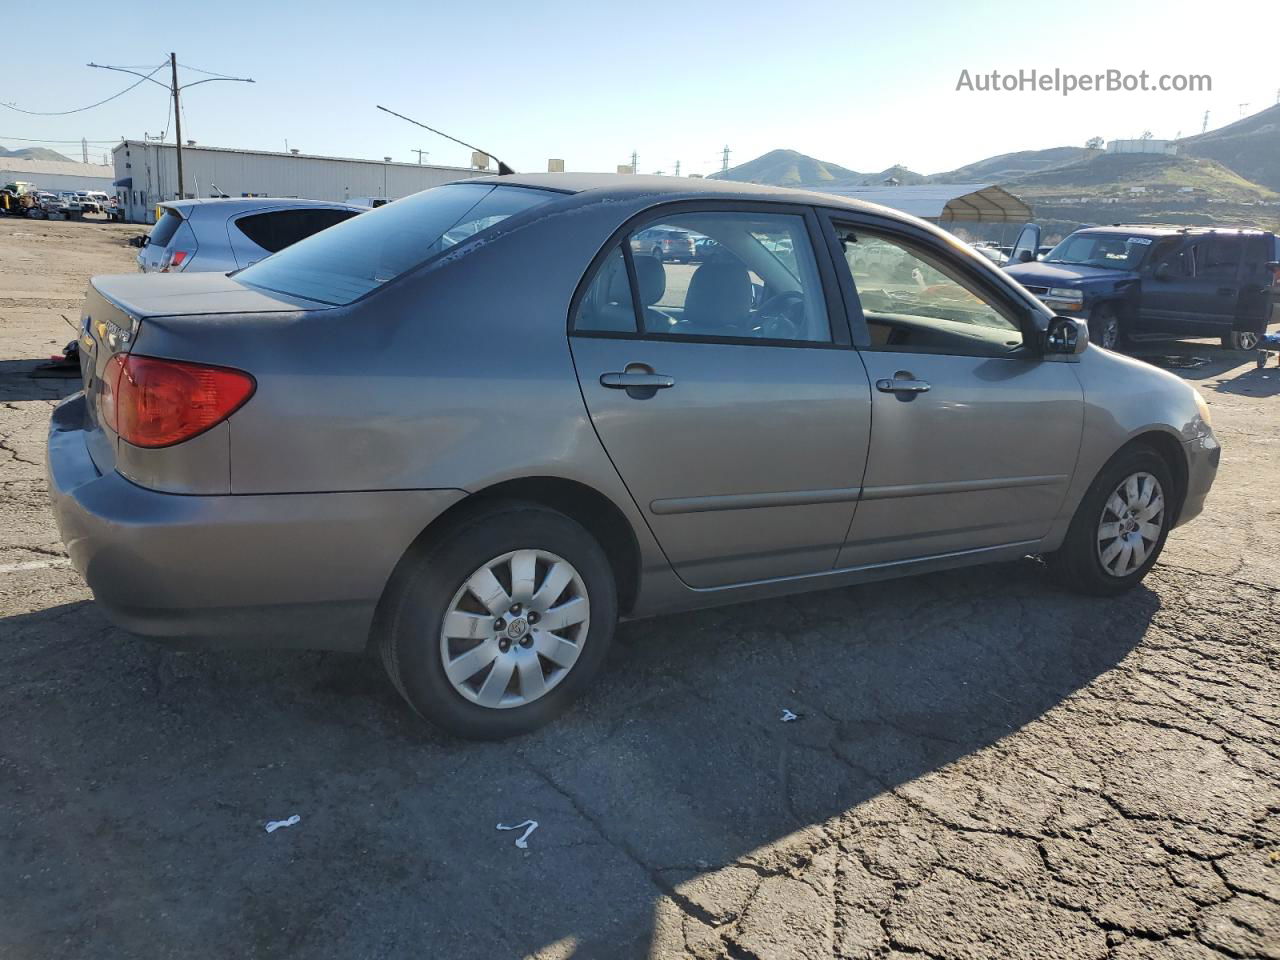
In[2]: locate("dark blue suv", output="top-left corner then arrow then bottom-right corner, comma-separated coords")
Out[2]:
1004,223 -> 1279,351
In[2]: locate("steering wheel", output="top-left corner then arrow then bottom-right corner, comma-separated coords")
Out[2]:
753,290 -> 805,340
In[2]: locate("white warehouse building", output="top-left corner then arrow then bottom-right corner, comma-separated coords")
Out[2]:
111,140 -> 487,223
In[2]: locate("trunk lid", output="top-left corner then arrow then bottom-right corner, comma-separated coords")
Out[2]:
78,273 -> 327,475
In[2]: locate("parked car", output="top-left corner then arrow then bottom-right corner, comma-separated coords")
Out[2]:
1005,223 -> 1279,351
136,198 -> 364,273
49,175 -> 1219,738
631,225 -> 696,262
970,242 -> 1009,266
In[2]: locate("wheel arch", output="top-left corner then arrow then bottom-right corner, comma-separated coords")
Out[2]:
368,476 -> 642,652
1116,429 -> 1189,524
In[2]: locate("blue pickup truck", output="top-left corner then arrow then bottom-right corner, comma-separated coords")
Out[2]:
1004,223 -> 1279,351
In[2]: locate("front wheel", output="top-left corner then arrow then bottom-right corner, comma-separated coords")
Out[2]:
1088,305 -> 1124,351
1047,446 -> 1174,595
378,502 -> 616,739
1222,331 -> 1260,351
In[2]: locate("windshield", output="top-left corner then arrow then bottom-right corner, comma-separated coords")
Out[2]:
237,183 -> 558,305
1043,232 -> 1154,270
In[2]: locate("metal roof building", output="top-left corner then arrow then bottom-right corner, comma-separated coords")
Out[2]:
0,156 -> 115,194
111,140 -> 488,223
813,183 -> 1032,223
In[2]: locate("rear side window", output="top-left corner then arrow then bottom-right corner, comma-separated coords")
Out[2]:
236,208 -> 360,254
237,183 -> 557,305
147,209 -> 183,248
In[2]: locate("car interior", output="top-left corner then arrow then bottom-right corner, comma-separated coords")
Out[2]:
577,212 -> 831,342
835,229 -> 1027,357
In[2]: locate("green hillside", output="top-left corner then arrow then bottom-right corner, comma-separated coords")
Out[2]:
1179,104 -> 1280,192
1008,152 -> 1278,201
710,149 -> 863,186
931,146 -> 1090,183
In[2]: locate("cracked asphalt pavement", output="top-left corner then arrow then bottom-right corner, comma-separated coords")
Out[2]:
2,220 -> 1278,959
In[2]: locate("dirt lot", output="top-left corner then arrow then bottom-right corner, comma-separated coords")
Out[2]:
1,219 -> 1278,959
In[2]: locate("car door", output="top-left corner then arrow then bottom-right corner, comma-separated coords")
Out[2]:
569,204 -> 872,588
1006,222 -> 1041,267
822,212 -> 1084,568
1144,235 -> 1242,336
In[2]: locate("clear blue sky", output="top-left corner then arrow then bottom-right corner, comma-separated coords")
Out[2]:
2,0 -> 1275,176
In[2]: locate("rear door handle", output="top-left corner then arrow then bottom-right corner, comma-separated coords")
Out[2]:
875,378 -> 930,394
600,372 -> 675,389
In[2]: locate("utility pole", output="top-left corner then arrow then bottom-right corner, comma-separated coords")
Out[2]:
674,160 -> 680,177
1201,110 -> 1209,134
80,138 -> 88,164
631,149 -> 638,175
721,145 -> 731,173
412,148 -> 429,164
170,53 -> 184,199
89,56 -> 252,204
1238,102 -> 1249,117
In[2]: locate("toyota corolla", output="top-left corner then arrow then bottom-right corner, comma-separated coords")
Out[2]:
48,174 -> 1219,738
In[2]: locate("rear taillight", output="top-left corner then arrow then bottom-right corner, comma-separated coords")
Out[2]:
105,354 -> 255,448
161,250 -> 189,272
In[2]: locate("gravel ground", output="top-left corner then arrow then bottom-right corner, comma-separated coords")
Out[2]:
1,218 -> 1277,959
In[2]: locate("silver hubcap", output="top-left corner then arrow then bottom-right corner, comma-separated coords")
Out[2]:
1097,471 -> 1164,577
439,549 -> 590,709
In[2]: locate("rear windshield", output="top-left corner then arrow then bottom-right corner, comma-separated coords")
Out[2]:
148,209 -> 184,248
236,183 -> 558,305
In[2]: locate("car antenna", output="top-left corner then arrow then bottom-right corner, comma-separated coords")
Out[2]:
375,105 -> 515,176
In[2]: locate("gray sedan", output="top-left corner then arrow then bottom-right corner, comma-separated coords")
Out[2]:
48,174 -> 1219,738
136,197 -> 363,274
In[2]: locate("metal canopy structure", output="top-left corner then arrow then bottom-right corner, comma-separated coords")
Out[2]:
815,183 -> 1032,223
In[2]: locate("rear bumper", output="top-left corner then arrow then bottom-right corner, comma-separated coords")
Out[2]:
48,395 -> 466,651
1175,431 -> 1220,527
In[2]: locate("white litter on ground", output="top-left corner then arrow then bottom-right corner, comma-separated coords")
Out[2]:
780,709 -> 799,722
264,814 -> 301,834
0,558 -> 72,575
496,819 -> 539,849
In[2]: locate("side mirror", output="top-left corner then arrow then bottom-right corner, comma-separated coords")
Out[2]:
1017,249 -> 1034,263
1153,262 -> 1170,281
1045,316 -> 1089,356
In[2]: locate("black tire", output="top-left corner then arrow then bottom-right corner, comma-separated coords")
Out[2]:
1088,304 -> 1124,351
378,501 -> 617,739
1221,331 -> 1260,352
1047,445 -> 1174,595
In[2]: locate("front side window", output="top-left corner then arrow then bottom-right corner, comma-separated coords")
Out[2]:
575,210 -> 832,344
237,183 -> 557,305
835,227 -> 1025,357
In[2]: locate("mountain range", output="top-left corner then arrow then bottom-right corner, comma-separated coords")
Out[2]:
711,104 -> 1280,229
0,146 -> 73,162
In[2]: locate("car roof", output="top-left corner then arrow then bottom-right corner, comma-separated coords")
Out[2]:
1075,223 -> 1273,238
161,197 -> 366,215
467,172 -> 910,219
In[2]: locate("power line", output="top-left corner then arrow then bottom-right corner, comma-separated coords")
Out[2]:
0,135 -> 117,143
1,62 -> 166,115
176,63 -> 243,80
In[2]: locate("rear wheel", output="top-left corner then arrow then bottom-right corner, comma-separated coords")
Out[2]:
1089,304 -> 1124,351
378,502 -> 616,739
1222,331 -> 1260,351
1047,446 -> 1174,595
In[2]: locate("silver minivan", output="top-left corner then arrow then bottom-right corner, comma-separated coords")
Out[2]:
137,198 -> 364,273
50,174 -> 1220,739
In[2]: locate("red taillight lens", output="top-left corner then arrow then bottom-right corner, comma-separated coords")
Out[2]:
113,354 -> 255,448
161,250 -> 189,272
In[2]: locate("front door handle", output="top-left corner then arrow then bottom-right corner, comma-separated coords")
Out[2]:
600,372 -> 675,389
875,378 -> 931,394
